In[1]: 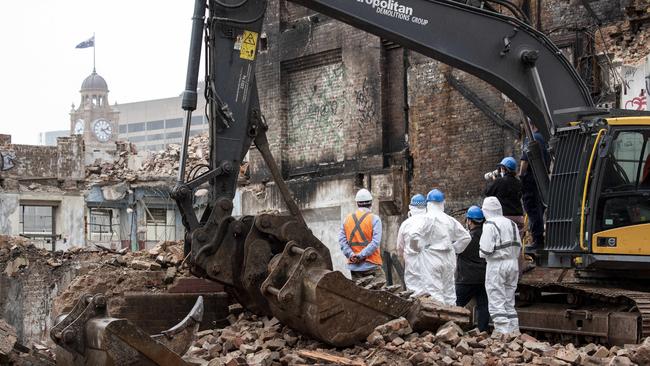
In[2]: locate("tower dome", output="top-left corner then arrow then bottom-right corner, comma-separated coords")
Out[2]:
80,70 -> 108,91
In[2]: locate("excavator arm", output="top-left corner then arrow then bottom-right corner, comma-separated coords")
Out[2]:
52,0 -> 600,362
171,0 -> 597,347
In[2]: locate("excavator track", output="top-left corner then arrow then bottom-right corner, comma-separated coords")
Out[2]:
518,268 -> 650,344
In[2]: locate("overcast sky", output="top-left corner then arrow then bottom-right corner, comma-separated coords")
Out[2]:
0,1 -> 199,144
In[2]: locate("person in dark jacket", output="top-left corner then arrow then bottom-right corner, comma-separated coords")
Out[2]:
520,124 -> 550,250
455,205 -> 489,332
485,156 -> 524,236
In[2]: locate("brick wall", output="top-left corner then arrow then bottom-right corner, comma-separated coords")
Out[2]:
248,0 -> 649,212
252,0 -> 385,182
0,259 -> 78,344
407,55 -> 519,209
1,135 -> 84,183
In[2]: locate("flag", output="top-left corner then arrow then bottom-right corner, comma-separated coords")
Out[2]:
75,36 -> 95,49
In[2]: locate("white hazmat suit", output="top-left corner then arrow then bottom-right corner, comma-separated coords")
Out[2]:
479,197 -> 521,335
396,200 -> 470,305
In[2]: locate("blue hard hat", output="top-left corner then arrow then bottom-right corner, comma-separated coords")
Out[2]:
426,189 -> 445,202
410,194 -> 426,207
499,157 -> 517,172
466,205 -> 485,221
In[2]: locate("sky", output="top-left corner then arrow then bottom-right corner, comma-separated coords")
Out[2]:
0,1 -> 200,144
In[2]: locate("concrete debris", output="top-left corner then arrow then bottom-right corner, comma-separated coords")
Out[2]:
0,319 -> 17,360
600,0 -> 650,65
52,240 -> 189,315
181,309 -> 650,365
84,132 -> 249,184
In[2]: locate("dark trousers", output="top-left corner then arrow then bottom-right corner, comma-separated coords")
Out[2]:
456,283 -> 489,332
522,189 -> 545,246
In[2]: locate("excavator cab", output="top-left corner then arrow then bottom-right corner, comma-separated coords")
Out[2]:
588,118 -> 650,263
539,113 -> 650,273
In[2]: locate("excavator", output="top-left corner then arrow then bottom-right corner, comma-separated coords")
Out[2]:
51,0 -> 650,364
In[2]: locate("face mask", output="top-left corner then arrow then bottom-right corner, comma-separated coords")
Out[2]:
500,172 -> 505,177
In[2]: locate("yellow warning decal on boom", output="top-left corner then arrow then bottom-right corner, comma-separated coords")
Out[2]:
240,30 -> 258,61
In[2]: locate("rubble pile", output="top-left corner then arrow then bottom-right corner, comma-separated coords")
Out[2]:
601,0 -> 650,64
137,133 -> 209,178
0,235 -> 96,276
84,132 -> 250,184
0,320 -> 55,366
53,240 -> 188,315
0,319 -> 17,362
183,309 -> 650,366
85,149 -> 137,182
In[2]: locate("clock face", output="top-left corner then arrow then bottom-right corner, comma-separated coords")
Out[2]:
74,119 -> 84,134
92,119 -> 113,142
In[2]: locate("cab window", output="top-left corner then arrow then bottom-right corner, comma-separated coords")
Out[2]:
600,131 -> 648,192
596,130 -> 650,231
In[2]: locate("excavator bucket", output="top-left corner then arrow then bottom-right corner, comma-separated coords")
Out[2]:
191,211 -> 471,347
261,241 -> 470,346
51,293 -> 203,366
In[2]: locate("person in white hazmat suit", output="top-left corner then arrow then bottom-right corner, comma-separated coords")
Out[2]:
479,196 -> 522,335
401,189 -> 470,305
396,194 -> 436,299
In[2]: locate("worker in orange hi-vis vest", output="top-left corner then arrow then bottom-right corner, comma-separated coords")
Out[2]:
338,188 -> 386,287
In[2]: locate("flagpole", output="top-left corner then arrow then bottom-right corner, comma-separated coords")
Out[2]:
93,32 -> 96,72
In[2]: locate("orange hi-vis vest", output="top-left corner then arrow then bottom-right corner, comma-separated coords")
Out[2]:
343,210 -> 382,266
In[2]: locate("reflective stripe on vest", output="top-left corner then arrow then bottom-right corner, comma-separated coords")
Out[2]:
481,220 -> 520,256
348,211 -> 371,247
343,210 -> 382,265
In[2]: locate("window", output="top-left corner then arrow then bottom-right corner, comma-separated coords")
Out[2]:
601,131 -> 649,192
119,125 -> 127,134
166,131 -> 183,140
599,196 -> 650,230
128,122 -> 145,133
146,133 -> 165,142
88,209 -> 114,241
145,208 -> 175,242
20,206 -> 53,233
129,135 -> 147,143
166,118 -> 183,129
596,130 -> 650,231
19,205 -> 55,251
146,120 -> 165,131
145,144 -> 165,151
191,116 -> 204,125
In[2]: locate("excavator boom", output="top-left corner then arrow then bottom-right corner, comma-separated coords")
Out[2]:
169,0 -> 596,349
52,0 -> 614,363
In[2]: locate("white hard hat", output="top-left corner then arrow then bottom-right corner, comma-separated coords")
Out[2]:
355,188 -> 373,202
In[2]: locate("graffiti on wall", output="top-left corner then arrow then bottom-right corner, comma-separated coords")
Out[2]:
286,63 -> 349,166
285,61 -> 379,168
620,63 -> 648,111
354,77 -> 376,127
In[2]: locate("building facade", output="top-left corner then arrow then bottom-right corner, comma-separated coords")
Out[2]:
233,0 -> 650,274
114,85 -> 209,153
0,134 -> 86,251
38,130 -> 69,146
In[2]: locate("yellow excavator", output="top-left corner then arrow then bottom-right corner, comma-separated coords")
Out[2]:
51,0 -> 650,363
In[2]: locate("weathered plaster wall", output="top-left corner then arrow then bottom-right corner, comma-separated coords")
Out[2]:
0,193 -> 86,250
0,261 -> 79,344
240,172 -> 403,277
0,194 -> 19,234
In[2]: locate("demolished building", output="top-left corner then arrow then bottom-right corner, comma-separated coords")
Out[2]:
0,134 -> 86,252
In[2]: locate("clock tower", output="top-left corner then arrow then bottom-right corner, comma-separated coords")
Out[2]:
70,69 -> 119,164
